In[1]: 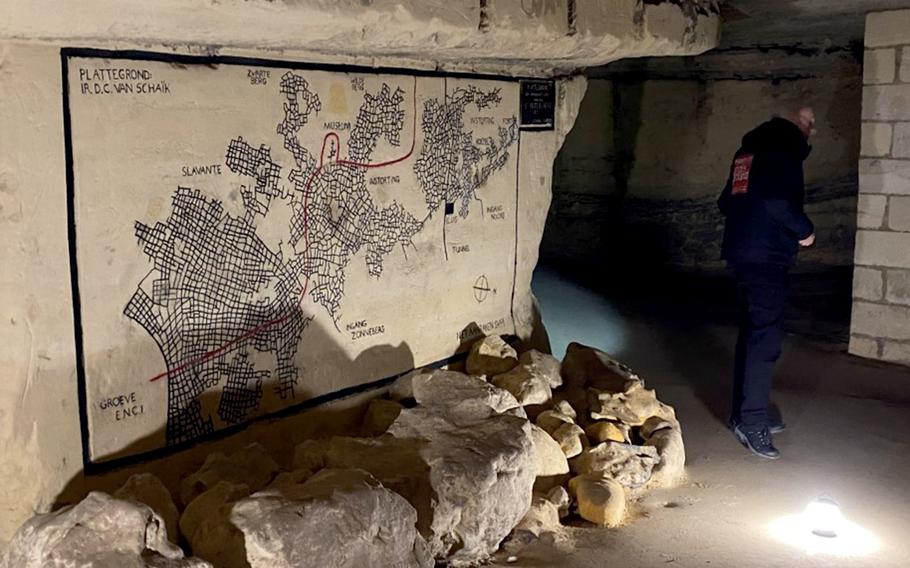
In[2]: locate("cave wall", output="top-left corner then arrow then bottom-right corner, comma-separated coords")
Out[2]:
544,47 -> 863,274
0,0 -> 719,550
849,9 -> 910,367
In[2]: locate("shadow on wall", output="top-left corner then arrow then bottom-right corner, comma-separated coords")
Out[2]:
54,310 -> 420,510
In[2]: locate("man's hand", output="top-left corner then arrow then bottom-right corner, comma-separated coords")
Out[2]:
799,233 -> 816,247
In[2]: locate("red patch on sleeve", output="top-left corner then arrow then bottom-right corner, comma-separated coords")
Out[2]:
732,154 -> 754,195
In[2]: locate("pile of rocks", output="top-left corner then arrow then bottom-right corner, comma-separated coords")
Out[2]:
2,338 -> 684,568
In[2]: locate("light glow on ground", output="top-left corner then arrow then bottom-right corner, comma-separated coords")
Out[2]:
767,513 -> 881,557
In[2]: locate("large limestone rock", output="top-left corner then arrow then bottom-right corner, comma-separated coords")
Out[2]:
568,475 -> 626,528
571,442 -> 660,490
114,473 -> 180,544
291,370 -> 535,566
491,364 -> 552,406
465,335 -> 518,377
410,369 -> 525,424
529,424 -> 569,477
588,382 -> 677,427
180,443 -> 280,506
518,349 -> 563,389
3,492 -> 209,568
230,469 -> 431,568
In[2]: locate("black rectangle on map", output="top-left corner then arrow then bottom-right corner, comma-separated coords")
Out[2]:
519,79 -> 555,131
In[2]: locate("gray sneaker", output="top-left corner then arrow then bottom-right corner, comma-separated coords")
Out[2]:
728,417 -> 786,435
733,425 -> 780,459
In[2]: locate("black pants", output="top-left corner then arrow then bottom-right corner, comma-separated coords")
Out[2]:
731,262 -> 789,430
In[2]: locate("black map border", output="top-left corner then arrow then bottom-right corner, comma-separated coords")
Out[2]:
62,47 -> 530,472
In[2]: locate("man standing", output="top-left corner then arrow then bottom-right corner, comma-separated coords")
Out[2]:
717,107 -> 816,459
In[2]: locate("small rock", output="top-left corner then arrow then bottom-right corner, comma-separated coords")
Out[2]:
114,473 -> 180,543
466,335 -> 519,376
518,350 -> 563,389
568,475 -> 626,527
571,442 -> 660,490
179,481 -> 250,547
645,428 -> 686,488
512,496 -> 561,538
180,443 -> 279,505
552,400 -> 577,420
535,409 -> 574,435
588,382 -> 676,427
545,486 -> 571,518
585,421 -> 628,444
529,424 -> 570,477
361,398 -> 404,436
561,342 -> 640,393
3,492 -> 207,568
492,365 -> 552,406
551,423 -> 586,459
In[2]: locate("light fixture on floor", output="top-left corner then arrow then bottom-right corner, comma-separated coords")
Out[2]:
803,495 -> 842,538
767,495 -> 880,557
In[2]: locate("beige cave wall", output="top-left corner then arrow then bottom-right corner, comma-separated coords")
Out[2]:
0,0 -> 718,548
849,9 -> 910,367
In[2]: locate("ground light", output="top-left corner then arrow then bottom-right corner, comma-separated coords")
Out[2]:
767,496 -> 881,557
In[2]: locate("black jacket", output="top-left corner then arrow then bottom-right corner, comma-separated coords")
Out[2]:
717,117 -> 814,266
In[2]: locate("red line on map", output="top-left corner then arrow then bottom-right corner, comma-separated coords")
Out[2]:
148,78 -> 418,383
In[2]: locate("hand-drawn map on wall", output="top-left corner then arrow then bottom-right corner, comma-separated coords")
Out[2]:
63,50 -> 524,464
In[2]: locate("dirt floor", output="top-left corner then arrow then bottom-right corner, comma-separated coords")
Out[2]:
496,265 -> 910,568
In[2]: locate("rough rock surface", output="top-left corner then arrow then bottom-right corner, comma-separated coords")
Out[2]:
180,443 -> 279,506
512,496 -> 561,538
551,422 -> 587,459
588,382 -> 677,427
3,492 -> 208,568
552,400 -> 577,420
361,398 -> 404,436
546,486 -> 571,519
585,421 -> 628,444
568,475 -> 626,528
562,342 -> 640,393
114,473 -> 180,544
465,335 -> 519,377
230,468 -> 431,568
491,364 -> 552,406
645,428 -> 687,488
571,442 -> 660,490
529,424 -> 570,477
535,409 -> 575,435
180,481 -> 250,551
410,369 -> 526,424
292,369 -> 535,566
518,349 -> 563,389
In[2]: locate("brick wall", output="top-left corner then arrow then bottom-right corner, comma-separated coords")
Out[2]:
850,10 -> 910,365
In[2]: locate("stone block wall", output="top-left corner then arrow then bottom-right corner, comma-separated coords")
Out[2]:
849,9 -> 910,366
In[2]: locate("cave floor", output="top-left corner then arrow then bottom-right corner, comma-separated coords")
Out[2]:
495,265 -> 910,568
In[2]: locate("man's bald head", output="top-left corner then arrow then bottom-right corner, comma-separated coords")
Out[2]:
786,106 -> 816,139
